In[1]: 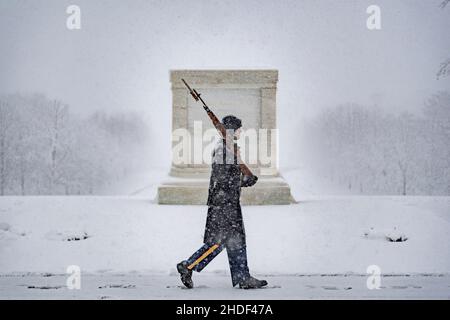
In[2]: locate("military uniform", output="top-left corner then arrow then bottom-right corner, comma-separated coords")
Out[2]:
178,115 -> 265,288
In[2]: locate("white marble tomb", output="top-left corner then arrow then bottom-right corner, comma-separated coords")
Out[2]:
157,70 -> 294,205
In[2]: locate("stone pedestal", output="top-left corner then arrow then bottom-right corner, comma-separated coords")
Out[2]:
157,70 -> 294,205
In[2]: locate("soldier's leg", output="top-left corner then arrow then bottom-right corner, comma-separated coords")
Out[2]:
185,242 -> 224,272
225,236 -> 250,287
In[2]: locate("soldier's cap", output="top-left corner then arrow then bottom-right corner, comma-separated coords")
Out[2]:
222,115 -> 242,130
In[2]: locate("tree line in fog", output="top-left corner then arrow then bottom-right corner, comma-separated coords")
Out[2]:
0,93 -> 150,195
301,91 -> 450,195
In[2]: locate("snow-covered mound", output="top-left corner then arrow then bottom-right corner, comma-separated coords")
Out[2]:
0,195 -> 449,275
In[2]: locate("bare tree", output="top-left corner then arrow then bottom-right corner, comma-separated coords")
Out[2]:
437,58 -> 450,79
48,100 -> 68,192
423,91 -> 450,194
0,100 -> 14,195
437,0 -> 450,79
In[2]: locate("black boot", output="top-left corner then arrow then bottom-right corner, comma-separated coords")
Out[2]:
238,276 -> 268,289
177,261 -> 193,289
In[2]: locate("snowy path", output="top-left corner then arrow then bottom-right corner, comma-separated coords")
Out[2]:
1,273 -> 449,299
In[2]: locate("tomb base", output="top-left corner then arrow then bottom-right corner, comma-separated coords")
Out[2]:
157,175 -> 295,205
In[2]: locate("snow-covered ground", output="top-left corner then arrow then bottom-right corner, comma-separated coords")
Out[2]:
0,186 -> 449,298
1,195 -> 449,274
1,273 -> 449,299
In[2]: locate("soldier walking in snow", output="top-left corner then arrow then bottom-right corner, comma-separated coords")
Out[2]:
177,114 -> 268,289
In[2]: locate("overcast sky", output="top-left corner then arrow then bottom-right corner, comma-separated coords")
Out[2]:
1,0 -> 449,151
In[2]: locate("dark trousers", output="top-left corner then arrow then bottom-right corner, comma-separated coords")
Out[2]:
185,238 -> 250,286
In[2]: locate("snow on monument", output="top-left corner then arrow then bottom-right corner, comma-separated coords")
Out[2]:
157,70 -> 294,205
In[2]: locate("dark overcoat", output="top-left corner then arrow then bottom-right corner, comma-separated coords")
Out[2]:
203,139 -> 255,247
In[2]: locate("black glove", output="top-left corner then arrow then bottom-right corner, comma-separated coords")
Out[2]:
241,175 -> 258,187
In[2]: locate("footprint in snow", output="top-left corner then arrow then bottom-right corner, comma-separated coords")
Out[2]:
27,285 -> 64,290
166,285 -> 209,289
98,284 -> 136,289
321,286 -> 352,290
391,285 -> 422,289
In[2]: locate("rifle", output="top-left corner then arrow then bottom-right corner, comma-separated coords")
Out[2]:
181,78 -> 256,178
